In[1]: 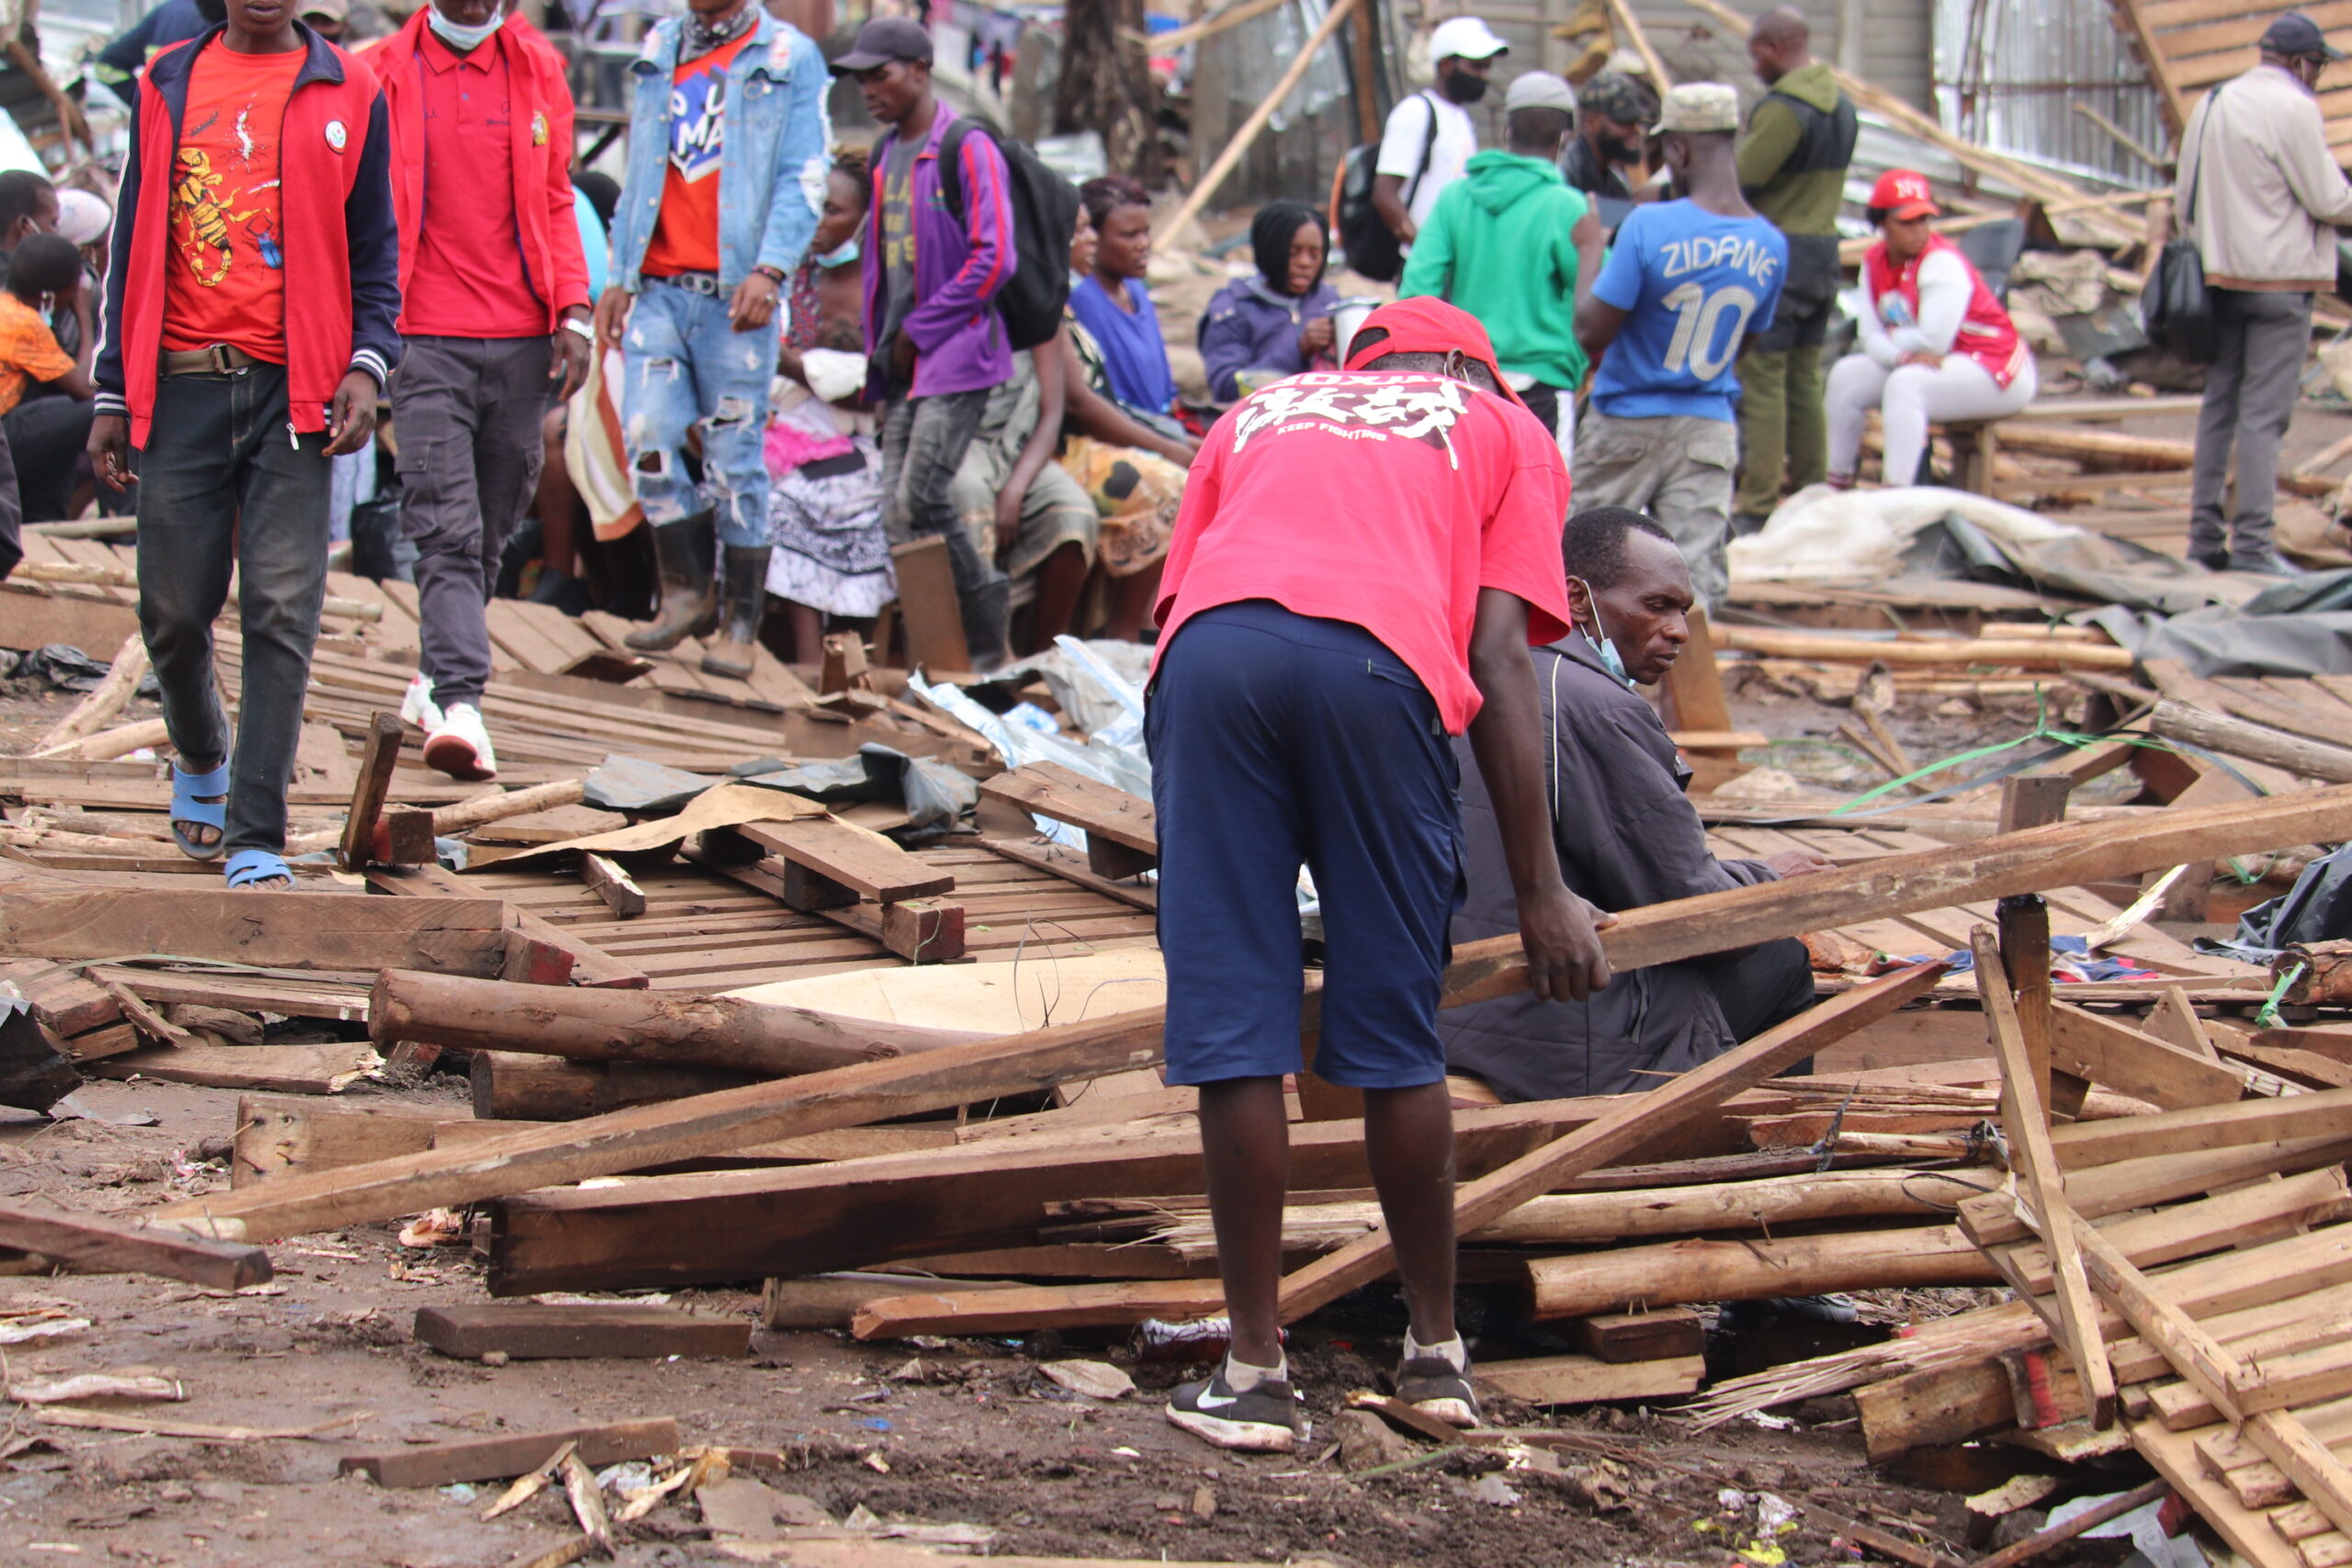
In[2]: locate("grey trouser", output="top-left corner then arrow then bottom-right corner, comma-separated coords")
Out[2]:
1572,408 -> 1736,609
2191,288 -> 2313,555
393,334 -> 551,708
879,388 -> 1009,660
135,361 -> 331,855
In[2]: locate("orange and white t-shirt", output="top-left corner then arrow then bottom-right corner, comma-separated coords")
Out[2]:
0,293 -> 74,415
639,30 -> 753,279
161,39 -> 305,361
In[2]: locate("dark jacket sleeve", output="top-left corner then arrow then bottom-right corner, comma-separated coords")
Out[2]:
95,6 -> 164,83
1197,284 -> 1256,401
344,86 -> 403,388
93,84 -> 146,420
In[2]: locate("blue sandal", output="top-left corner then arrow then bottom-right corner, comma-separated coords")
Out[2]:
170,761 -> 230,862
223,850 -> 292,889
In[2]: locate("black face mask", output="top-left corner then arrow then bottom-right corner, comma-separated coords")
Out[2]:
1442,67 -> 1488,105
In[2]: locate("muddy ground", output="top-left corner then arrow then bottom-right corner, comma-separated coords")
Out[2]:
0,623 -> 2189,1567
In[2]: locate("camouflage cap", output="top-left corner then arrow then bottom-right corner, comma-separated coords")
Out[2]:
1657,82 -> 1740,134
1577,69 -> 1658,126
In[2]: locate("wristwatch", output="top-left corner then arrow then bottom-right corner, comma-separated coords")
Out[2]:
561,317 -> 594,343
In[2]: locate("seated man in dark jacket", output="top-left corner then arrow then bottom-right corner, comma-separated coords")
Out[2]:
1442,505 -> 1826,1101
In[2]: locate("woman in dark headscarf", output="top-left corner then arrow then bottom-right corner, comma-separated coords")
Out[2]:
1196,200 -> 1342,401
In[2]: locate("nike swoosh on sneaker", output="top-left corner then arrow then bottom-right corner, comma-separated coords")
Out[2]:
1193,1390 -> 1239,1410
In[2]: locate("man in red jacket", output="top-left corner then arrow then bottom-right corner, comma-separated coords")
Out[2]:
91,0 -> 400,891
367,0 -> 592,782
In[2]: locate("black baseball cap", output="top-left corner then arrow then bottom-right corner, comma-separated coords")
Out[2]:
831,16 -> 933,72
2262,12 -> 2347,61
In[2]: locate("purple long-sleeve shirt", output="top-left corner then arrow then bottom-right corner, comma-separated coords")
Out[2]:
862,112 -> 1018,399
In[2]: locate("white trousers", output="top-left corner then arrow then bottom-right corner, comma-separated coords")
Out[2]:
1825,353 -> 2037,487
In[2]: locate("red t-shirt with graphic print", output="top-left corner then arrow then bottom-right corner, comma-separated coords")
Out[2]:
640,30 -> 754,279
1150,370 -> 1574,735
162,39 -> 306,360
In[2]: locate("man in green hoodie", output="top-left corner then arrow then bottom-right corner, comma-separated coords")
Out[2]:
1400,70 -> 1604,462
1732,8 -> 1855,534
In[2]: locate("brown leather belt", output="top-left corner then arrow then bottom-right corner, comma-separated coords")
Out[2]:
160,344 -> 262,377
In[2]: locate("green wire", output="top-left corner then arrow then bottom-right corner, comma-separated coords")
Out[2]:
2257,962 -> 2306,1030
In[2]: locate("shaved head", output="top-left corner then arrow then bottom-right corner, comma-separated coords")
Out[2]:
1747,6 -> 1812,83
1753,6 -> 1809,48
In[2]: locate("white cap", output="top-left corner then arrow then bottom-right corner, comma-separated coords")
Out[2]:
1428,16 -> 1510,62
53,189 -> 109,248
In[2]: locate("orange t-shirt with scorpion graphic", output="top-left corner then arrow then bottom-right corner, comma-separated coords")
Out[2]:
161,39 -> 305,362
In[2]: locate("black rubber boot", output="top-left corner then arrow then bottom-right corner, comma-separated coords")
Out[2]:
701,544 -> 773,678
622,514 -> 718,651
960,574 -> 1012,671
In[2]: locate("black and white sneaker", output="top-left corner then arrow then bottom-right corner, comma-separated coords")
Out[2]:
1396,1352 -> 1482,1429
1165,1368 -> 1305,1452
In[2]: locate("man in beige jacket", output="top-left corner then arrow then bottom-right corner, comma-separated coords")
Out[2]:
2176,12 -> 2352,575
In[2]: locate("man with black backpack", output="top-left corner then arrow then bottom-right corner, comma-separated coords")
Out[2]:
839,16 -> 1045,668
1361,16 -> 1506,276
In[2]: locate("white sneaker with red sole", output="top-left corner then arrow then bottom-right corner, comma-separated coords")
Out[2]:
422,702 -> 497,782
400,672 -> 443,733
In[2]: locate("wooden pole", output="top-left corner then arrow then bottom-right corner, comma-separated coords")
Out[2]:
1602,0 -> 1673,91
32,633 -> 149,756
2149,699 -> 2352,785
148,782 -> 2352,1243
1157,0 -> 1363,243
373,970 -> 987,1077
1996,774 -> 2073,1113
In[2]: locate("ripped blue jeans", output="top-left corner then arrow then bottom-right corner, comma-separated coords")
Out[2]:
620,278 -> 774,547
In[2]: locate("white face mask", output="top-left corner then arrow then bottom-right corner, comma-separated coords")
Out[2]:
815,236 -> 861,268
428,3 -> 504,50
1573,577 -> 1633,687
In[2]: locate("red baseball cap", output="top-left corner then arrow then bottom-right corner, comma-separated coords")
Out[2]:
1870,169 -> 1940,221
1341,297 -> 1525,407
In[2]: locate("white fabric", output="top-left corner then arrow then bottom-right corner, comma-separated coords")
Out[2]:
1726,483 -> 2080,584
1858,248 -> 1973,367
1825,351 -> 2037,487
1375,91 -> 1477,231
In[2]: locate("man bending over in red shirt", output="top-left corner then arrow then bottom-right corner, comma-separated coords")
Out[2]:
1148,296 -> 1612,1451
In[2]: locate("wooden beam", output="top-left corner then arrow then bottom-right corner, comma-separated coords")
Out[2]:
145,782 -> 2352,1243
338,1418 -> 681,1488
370,970 -> 980,1076
2052,1086 -> 2352,1166
1974,928 -> 2117,1429
0,888 -> 509,975
2148,698 -> 2352,784
580,853 -> 646,919
730,818 -> 956,903
413,1304 -> 750,1361
2048,1003 -> 2248,1110
1712,626 -> 2132,671
0,1200 -> 270,1290
1155,0 -> 1363,242
978,763 -> 1159,880
339,711 -> 405,873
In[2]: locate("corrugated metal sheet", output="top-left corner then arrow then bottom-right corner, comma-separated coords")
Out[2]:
1931,0 -> 2167,185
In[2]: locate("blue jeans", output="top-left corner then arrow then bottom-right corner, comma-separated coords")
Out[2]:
1148,600 -> 1465,1090
620,279 -> 773,547
134,363 -> 331,855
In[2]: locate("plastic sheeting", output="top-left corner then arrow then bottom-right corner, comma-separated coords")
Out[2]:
736,744 -> 978,837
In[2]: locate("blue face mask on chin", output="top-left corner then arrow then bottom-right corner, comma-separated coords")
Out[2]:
815,236 -> 861,269
1574,577 -> 1634,688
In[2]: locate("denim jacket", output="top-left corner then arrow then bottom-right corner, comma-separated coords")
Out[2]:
610,10 -> 831,294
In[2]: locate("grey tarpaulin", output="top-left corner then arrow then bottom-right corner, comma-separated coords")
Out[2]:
582,756 -> 724,815
2201,840 -> 2352,961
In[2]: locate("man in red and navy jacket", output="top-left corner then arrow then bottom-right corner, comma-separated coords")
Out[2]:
365,0 -> 592,784
89,0 -> 401,892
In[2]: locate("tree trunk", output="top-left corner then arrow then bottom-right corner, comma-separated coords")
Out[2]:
1055,0 -> 1159,183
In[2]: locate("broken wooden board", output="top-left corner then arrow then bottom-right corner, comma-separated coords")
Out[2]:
337,1417 -> 681,1488
92,1041 -> 382,1095
0,1199 -> 270,1290
978,762 -> 1158,879
413,1304 -> 750,1361
0,888 -> 509,975
1475,1352 -> 1706,1405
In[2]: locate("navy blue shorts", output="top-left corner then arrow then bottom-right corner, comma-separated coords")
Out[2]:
1147,600 -> 1464,1089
